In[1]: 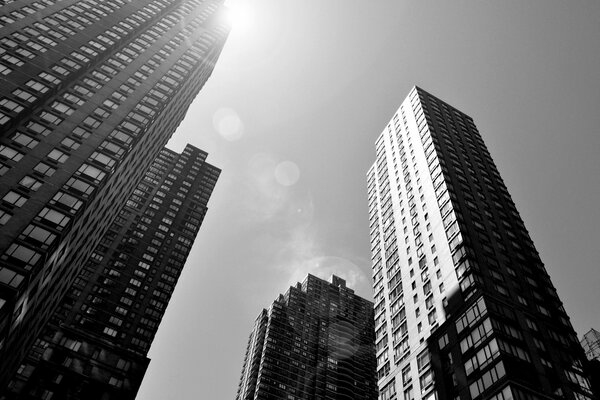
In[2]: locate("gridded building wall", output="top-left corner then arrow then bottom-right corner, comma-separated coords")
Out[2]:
236,275 -> 378,400
581,330 -> 600,362
368,87 -> 593,400
3,144 -> 220,399
0,0 -> 229,387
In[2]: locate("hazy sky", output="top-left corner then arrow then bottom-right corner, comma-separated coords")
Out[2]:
136,1 -> 600,398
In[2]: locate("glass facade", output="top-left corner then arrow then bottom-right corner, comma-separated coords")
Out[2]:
236,275 -> 378,400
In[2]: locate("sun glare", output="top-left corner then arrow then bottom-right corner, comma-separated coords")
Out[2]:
224,1 -> 255,33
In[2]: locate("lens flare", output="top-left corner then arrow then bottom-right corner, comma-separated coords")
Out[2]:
213,107 -> 243,141
275,161 -> 300,186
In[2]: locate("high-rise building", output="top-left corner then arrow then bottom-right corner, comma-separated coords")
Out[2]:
236,274 -> 378,400
3,144 -> 220,399
368,87 -> 593,400
580,329 -> 600,398
582,330 -> 600,362
0,0 -> 229,386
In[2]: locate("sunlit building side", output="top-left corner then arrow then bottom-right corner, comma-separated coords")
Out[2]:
368,86 -> 593,400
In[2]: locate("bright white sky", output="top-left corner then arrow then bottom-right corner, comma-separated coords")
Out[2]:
137,1 -> 600,398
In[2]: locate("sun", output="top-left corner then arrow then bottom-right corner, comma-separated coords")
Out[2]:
224,0 -> 255,33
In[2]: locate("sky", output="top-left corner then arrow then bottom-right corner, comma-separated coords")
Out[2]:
136,1 -> 600,398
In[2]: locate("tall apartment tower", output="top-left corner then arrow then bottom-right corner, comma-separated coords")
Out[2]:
236,274 -> 378,400
0,0 -> 229,387
368,87 -> 593,400
3,144 -> 219,399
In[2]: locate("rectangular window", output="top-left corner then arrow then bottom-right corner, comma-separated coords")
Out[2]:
0,145 -> 24,162
65,177 -> 95,196
3,243 -> 41,270
469,361 -> 506,399
33,162 -> 56,177
19,176 -> 43,191
417,350 -> 430,372
47,149 -> 68,163
78,163 -> 106,182
37,207 -> 71,228
11,132 -> 39,149
2,191 -> 27,207
0,266 -> 25,288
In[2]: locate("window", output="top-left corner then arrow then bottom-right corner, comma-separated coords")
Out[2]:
129,278 -> 141,287
11,132 -> 39,148
25,80 -> 49,94
456,297 -> 486,333
51,192 -> 82,213
0,266 -> 25,288
0,145 -> 23,162
0,65 -> 12,76
402,365 -> 412,385
82,116 -> 100,128
2,191 -> 27,207
72,126 -> 91,139
33,162 -> 56,177
0,210 -> 11,225
116,359 -> 130,371
61,137 -> 80,151
19,176 -> 43,191
47,149 -> 68,163
103,327 -> 117,337
39,72 -> 61,85
428,309 -> 437,325
465,339 -> 500,375
419,369 -> 434,394
12,89 -> 37,103
65,177 -> 94,196
469,361 -> 506,399
90,152 -> 115,168
0,98 -> 24,113
460,318 -> 493,353
61,338 -> 81,351
3,243 -> 41,270
38,207 -> 71,228
417,350 -> 430,372
63,92 -> 84,106
26,121 -> 51,136
50,101 -> 73,115
39,111 -> 63,125
78,163 -> 106,182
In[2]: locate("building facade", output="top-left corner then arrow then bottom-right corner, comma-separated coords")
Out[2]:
368,87 -> 593,400
0,0 -> 229,387
236,274 -> 378,400
3,144 -> 220,399
580,329 -> 600,398
582,330 -> 600,362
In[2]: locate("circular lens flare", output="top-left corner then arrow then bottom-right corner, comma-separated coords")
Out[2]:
213,107 -> 244,141
275,161 -> 300,186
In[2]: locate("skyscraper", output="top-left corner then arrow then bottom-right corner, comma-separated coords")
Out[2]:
0,0 -> 229,387
236,274 -> 378,400
368,87 -> 593,400
580,329 -> 600,398
582,330 -> 600,362
3,144 -> 219,399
